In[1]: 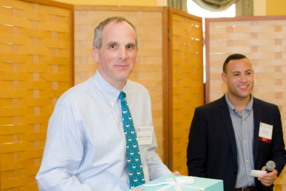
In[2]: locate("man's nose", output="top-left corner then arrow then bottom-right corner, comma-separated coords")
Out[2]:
118,47 -> 127,60
240,74 -> 247,82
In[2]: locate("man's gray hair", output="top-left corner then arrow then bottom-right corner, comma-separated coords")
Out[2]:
93,16 -> 138,49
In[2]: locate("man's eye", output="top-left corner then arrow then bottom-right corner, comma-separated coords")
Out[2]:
126,45 -> 134,49
110,45 -> 116,48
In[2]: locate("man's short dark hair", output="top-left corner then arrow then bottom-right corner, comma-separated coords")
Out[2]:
223,53 -> 250,73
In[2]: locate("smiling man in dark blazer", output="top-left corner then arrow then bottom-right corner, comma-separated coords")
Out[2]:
187,54 -> 286,191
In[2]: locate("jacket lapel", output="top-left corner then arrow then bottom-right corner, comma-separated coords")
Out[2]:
253,98 -> 261,165
219,96 -> 237,164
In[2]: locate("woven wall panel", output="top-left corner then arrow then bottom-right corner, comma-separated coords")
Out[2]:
0,0 -> 71,190
171,13 -> 204,175
74,10 -> 165,158
208,18 -> 286,191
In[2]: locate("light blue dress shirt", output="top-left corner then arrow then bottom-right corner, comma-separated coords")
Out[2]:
36,70 -> 171,191
225,93 -> 255,188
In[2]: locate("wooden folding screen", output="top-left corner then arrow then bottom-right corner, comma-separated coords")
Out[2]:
0,0 -> 73,190
168,8 -> 204,175
205,16 -> 286,191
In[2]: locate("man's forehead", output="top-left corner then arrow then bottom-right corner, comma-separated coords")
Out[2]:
102,20 -> 134,33
101,21 -> 136,43
231,69 -> 252,73
229,59 -> 251,67
225,59 -> 251,73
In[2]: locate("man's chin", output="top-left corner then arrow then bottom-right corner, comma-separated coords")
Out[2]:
115,73 -> 132,81
115,76 -> 130,82
238,94 -> 251,99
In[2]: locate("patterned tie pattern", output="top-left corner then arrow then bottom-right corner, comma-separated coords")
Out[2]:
119,91 -> 145,189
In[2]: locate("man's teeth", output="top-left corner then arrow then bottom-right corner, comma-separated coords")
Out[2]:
239,86 -> 247,88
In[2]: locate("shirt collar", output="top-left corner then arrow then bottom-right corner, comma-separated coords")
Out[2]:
225,93 -> 253,113
93,70 -> 129,107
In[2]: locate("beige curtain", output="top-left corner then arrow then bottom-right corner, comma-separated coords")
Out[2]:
192,0 -> 238,11
236,0 -> 253,16
191,0 -> 253,16
168,0 -> 188,12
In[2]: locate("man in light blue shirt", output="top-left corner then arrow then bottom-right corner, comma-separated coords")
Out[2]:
36,17 -> 175,191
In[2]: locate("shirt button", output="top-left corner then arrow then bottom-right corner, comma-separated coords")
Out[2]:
243,121 -> 245,123
244,140 -> 246,142
246,159 -> 249,162
250,178 -> 252,181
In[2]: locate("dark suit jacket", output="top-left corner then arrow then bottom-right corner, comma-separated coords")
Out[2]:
187,96 -> 286,191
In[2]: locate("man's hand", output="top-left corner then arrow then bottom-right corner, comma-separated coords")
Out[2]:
173,171 -> 180,175
258,166 -> 278,186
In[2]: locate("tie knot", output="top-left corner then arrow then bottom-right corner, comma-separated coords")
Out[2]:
119,91 -> 126,100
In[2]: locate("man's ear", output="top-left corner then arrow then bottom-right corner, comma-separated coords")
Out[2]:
135,49 -> 138,62
93,46 -> 99,62
221,72 -> 227,83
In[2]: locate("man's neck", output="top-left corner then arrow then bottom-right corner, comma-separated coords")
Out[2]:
227,93 -> 251,115
112,82 -> 126,91
98,70 -> 127,91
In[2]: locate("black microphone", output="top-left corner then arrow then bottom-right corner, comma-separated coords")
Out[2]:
266,161 -> 276,173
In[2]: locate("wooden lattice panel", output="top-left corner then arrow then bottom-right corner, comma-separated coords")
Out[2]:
207,17 -> 286,191
0,0 -> 71,190
171,11 -> 204,175
74,8 -> 165,158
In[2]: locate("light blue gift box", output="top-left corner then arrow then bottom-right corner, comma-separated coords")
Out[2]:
132,174 -> 223,191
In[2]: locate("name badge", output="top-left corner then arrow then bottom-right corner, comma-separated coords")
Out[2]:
137,126 -> 153,145
259,122 -> 273,143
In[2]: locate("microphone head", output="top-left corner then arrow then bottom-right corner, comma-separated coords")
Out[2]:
266,161 -> 276,171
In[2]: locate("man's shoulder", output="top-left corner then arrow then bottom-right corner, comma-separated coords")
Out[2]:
57,77 -> 94,105
127,80 -> 149,95
253,97 -> 279,111
196,96 -> 225,112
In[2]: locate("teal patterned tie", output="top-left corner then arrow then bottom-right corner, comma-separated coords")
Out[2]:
119,91 -> 145,189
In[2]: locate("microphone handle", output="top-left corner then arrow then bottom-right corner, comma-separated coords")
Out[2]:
266,168 -> 274,173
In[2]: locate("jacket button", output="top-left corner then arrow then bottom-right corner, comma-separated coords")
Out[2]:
234,171 -> 237,174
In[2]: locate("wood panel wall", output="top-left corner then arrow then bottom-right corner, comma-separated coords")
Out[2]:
74,5 -> 166,159
169,8 -> 204,175
206,16 -> 286,191
0,0 -> 73,190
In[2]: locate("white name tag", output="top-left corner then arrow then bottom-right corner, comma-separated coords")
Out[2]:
137,126 -> 153,145
259,122 -> 273,140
